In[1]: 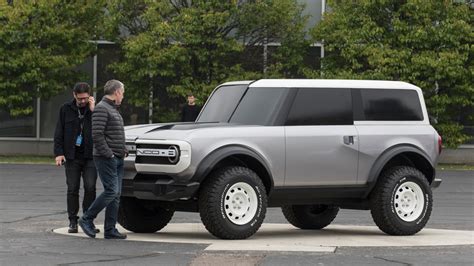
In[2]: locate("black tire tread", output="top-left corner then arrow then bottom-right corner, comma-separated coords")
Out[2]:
370,166 -> 432,235
282,205 -> 339,230
118,197 -> 174,233
198,166 -> 267,239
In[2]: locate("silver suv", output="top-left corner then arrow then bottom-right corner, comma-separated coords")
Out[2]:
119,79 -> 442,239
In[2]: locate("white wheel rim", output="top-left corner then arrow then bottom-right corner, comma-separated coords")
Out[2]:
394,181 -> 425,222
223,182 -> 258,225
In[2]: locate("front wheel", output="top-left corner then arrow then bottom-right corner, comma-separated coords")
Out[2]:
198,166 -> 267,239
370,166 -> 433,235
118,197 -> 174,233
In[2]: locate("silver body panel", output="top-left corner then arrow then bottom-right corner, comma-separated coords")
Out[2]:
136,125 -> 286,186
355,124 -> 439,185
285,125 -> 359,186
124,79 -> 440,189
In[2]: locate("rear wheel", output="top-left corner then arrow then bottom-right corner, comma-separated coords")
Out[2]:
370,166 -> 432,235
282,204 -> 339,229
118,197 -> 174,233
199,166 -> 267,239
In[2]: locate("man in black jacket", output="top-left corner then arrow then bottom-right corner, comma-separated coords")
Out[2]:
79,79 -> 128,240
54,82 -> 98,233
181,92 -> 201,122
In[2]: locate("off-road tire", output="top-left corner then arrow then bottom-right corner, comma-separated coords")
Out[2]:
198,166 -> 267,239
282,204 -> 339,230
118,197 -> 174,233
370,166 -> 432,235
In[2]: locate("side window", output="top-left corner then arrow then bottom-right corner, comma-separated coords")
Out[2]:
230,87 -> 288,125
359,89 -> 423,121
285,88 -> 353,126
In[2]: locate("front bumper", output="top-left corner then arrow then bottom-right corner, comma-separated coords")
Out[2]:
122,173 -> 200,201
431,178 -> 442,189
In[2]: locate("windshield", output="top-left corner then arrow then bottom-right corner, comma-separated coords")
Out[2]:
196,85 -> 248,123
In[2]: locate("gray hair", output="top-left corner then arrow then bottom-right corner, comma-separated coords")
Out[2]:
104,79 -> 124,95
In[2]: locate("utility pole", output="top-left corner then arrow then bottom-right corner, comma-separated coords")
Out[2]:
263,37 -> 268,77
148,74 -> 153,124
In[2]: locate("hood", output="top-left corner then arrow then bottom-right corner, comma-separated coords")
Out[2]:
124,123 -> 173,141
137,122 -> 250,141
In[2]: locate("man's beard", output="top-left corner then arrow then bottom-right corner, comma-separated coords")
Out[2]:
77,102 -> 87,108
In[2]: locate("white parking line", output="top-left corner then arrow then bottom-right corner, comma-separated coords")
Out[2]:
53,223 -> 474,253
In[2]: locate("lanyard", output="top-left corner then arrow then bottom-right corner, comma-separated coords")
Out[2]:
77,109 -> 84,134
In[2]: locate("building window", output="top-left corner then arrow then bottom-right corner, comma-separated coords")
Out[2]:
40,90 -> 71,138
0,100 -> 36,137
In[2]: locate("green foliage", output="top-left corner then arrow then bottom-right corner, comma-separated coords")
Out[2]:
312,0 -> 473,147
107,0 -> 240,121
107,0 -> 310,122
239,0 -> 312,78
0,0 -> 105,116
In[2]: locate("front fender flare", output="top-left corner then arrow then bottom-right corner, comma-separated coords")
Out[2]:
191,145 -> 274,189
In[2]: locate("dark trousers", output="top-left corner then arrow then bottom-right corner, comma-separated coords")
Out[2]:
65,159 -> 98,221
82,156 -> 124,233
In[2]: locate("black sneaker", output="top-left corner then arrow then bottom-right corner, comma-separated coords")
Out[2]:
78,217 -> 96,238
104,229 -> 127,240
68,219 -> 78,234
92,225 -> 100,233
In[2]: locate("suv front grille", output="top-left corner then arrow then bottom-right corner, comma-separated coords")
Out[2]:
135,143 -> 180,165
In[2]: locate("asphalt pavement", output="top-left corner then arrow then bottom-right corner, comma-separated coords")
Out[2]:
0,164 -> 472,265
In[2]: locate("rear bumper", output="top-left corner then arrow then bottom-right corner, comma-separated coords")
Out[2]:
431,178 -> 442,189
122,173 -> 199,201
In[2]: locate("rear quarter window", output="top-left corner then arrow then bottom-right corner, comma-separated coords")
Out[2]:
358,89 -> 423,121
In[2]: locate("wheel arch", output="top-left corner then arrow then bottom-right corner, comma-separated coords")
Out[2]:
365,144 -> 435,197
192,145 -> 274,194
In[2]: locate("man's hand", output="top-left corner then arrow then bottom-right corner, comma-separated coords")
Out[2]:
88,96 -> 95,112
55,155 -> 65,166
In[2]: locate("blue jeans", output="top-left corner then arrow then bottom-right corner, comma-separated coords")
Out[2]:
82,156 -> 124,233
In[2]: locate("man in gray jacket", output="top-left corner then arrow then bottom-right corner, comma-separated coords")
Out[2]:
79,79 -> 128,239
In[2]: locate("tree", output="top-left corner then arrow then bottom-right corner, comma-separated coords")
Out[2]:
108,0 -> 311,122
238,0 -> 312,78
0,0 -> 105,116
108,0 -> 247,122
311,0 -> 473,147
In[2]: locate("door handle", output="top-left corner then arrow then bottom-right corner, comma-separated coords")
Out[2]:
343,135 -> 355,145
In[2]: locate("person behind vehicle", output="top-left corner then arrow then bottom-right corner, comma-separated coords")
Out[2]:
181,92 -> 201,122
79,79 -> 128,239
53,82 -> 98,234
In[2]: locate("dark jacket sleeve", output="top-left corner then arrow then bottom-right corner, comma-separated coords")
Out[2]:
181,105 -> 186,122
92,105 -> 114,158
53,106 -> 65,156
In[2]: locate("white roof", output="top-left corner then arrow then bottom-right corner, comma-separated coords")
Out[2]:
220,80 -> 254,86
249,79 -> 420,90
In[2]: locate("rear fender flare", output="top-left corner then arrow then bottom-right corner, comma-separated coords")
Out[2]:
364,144 -> 434,197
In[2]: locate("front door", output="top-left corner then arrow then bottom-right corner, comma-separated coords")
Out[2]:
284,88 -> 359,186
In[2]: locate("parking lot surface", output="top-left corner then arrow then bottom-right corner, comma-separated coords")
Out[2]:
1,164 -> 473,265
